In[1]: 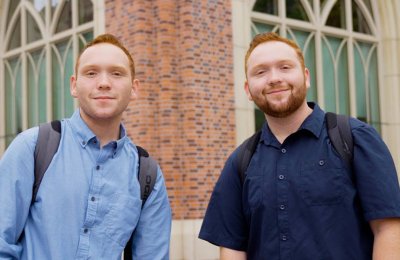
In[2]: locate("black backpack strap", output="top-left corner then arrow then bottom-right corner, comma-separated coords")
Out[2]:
326,112 -> 353,167
136,146 -> 158,207
124,145 -> 158,259
33,120 -> 61,204
237,130 -> 262,184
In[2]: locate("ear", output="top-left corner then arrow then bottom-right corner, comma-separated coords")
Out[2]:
244,81 -> 253,101
70,75 -> 78,98
130,79 -> 140,100
304,68 -> 311,89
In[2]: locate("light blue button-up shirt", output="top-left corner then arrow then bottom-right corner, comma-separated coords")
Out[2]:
0,110 -> 172,259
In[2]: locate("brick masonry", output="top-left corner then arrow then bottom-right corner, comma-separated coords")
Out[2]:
105,0 -> 236,219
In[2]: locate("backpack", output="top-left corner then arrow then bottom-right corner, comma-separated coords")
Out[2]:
32,120 -> 158,258
237,112 -> 354,183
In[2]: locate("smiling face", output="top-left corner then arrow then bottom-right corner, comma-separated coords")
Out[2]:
245,40 -> 310,118
70,43 -> 138,125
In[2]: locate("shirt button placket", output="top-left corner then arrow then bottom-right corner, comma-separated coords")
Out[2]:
277,147 -> 290,256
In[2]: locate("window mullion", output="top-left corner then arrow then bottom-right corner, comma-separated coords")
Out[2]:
347,38 -> 356,116
315,29 -> 325,108
280,0 -> 287,36
46,43 -> 52,121
0,60 -> 5,154
21,3 -> 27,130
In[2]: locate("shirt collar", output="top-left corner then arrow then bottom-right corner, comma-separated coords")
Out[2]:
260,102 -> 325,145
69,109 -> 128,153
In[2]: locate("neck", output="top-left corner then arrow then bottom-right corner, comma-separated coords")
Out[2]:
80,113 -> 122,147
265,102 -> 312,144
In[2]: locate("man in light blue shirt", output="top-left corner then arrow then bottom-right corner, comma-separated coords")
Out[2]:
0,34 -> 171,259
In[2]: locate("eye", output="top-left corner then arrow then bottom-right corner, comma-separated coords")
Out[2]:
255,69 -> 266,75
112,71 -> 123,77
85,70 -> 97,77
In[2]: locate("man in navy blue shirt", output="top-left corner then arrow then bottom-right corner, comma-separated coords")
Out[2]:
199,32 -> 400,259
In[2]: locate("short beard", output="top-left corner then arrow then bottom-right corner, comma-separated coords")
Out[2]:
256,83 -> 307,118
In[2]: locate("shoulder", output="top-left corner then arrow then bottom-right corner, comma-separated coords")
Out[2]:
0,127 -> 38,172
348,117 -> 395,167
6,127 -> 38,154
348,117 -> 382,142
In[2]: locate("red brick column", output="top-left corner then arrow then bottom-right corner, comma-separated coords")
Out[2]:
105,0 -> 235,219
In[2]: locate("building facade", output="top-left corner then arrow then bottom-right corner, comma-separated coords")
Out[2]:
1,0 -> 399,259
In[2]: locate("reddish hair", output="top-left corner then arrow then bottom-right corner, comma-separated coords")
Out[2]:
75,34 -> 135,78
244,32 -> 305,77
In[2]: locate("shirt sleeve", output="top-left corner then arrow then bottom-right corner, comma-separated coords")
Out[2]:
0,129 -> 37,258
131,166 -> 172,260
351,122 -> 400,221
198,150 -> 248,251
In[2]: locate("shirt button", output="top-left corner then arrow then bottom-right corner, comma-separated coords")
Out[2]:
84,228 -> 88,233
279,204 -> 285,210
319,160 -> 325,166
91,197 -> 95,202
281,235 -> 287,241
281,148 -> 287,154
96,165 -> 100,170
82,141 -> 86,145
278,175 -> 285,180
93,140 -> 97,144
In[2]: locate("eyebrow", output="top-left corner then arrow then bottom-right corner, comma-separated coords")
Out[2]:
80,64 -> 129,72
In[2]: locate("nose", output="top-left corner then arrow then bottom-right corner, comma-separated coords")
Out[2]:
268,69 -> 282,86
98,73 -> 111,89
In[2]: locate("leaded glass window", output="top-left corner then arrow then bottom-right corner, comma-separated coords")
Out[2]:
0,0 -> 95,147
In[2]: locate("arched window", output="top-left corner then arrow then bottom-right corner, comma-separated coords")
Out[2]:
0,0 -> 94,146
250,0 -> 381,132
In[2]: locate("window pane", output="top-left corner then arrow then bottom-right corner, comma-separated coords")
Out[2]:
52,46 -> 63,119
55,0 -> 72,33
326,0 -> 346,29
320,0 -> 328,9
253,0 -> 278,15
251,22 -> 277,37
337,44 -> 349,114
354,41 -> 379,129
6,0 -> 20,27
368,48 -> 380,132
7,16 -> 22,50
5,62 -> 15,146
38,52 -> 48,123
361,0 -> 373,20
29,0 -> 46,21
354,44 -> 366,121
286,0 -> 309,21
27,11 -> 42,43
352,1 -> 371,34
27,49 -> 47,127
79,0 -> 93,25
78,31 -> 94,51
322,36 -> 347,112
287,29 -> 317,101
51,0 -> 60,21
64,44 -> 74,117
52,39 -> 74,119
5,57 -> 23,145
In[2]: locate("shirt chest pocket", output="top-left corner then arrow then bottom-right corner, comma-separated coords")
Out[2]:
104,194 -> 142,247
299,161 -> 345,206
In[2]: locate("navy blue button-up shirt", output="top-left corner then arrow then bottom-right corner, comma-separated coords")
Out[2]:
199,103 -> 400,260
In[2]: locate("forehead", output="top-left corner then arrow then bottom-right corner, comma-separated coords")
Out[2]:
78,43 -> 130,68
248,41 -> 299,66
